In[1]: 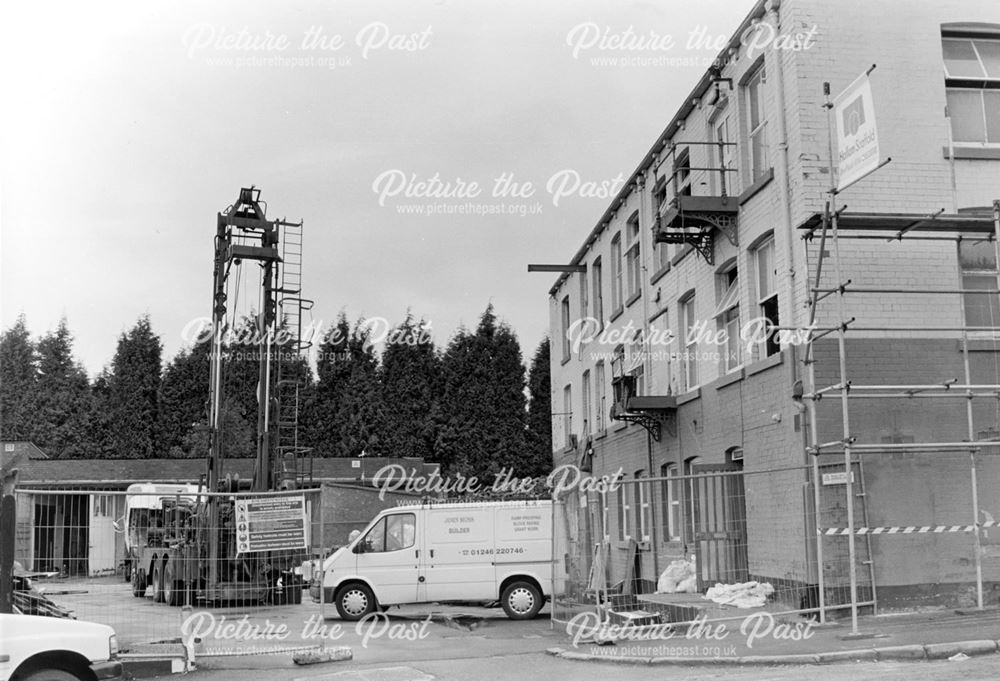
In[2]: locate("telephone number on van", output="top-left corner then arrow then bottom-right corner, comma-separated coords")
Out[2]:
462,547 -> 525,556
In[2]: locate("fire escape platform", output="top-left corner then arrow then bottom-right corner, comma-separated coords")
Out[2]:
610,393 -> 677,441
654,195 -> 739,265
625,395 -> 677,411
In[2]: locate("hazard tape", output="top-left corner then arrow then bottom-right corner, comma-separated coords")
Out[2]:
820,519 -> 997,536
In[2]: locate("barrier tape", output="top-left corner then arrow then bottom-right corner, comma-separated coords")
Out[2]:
820,519 -> 997,536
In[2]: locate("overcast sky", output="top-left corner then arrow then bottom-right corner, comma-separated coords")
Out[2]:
1,0 -> 751,376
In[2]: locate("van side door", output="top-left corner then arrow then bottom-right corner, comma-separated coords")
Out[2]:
422,507 -> 494,602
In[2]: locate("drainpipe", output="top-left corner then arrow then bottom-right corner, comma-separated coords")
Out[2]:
764,0 -> 798,333
637,171 -> 660,580
765,0 -> 816,589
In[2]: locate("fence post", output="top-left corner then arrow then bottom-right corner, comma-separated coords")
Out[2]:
319,485 -> 326,623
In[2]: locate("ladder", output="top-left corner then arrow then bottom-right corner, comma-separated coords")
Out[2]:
274,219 -> 314,488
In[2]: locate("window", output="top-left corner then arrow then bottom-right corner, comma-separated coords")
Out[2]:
611,233 -> 623,310
581,370 -> 591,436
627,329 -> 645,396
754,237 -> 780,357
592,258 -> 604,328
714,266 -> 741,372
673,148 -> 692,198
943,35 -> 1000,144
94,495 -> 111,518
560,295 -> 571,360
618,485 -> 631,540
625,213 -> 641,301
363,513 -> 416,553
579,269 -> 588,322
660,463 -> 681,542
650,309 -> 674,395
653,180 -> 671,269
635,471 -> 651,543
746,65 -> 769,182
595,361 -> 606,432
627,211 -> 640,241
715,116 -> 739,195
683,456 -> 702,545
563,384 -> 573,445
626,244 -> 641,301
681,295 -> 698,390
960,239 -> 1000,329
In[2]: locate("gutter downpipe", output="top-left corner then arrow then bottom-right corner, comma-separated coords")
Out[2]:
765,0 -> 817,606
637,172 -> 660,580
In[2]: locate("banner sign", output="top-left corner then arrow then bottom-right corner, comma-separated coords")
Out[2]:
834,73 -> 880,190
234,495 -> 307,554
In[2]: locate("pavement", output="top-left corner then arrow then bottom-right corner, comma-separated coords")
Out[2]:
546,605 -> 1000,665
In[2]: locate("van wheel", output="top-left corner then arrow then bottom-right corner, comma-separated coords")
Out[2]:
132,567 -> 146,597
501,581 -> 542,620
151,562 -> 165,603
335,583 -> 375,621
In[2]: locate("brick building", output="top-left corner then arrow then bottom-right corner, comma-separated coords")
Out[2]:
547,0 -> 1000,613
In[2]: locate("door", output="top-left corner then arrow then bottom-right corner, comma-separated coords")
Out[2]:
690,464 -> 748,589
422,507 -> 494,602
355,512 -> 419,605
88,494 -> 116,576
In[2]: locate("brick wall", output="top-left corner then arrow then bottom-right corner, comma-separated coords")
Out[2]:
548,0 -> 1000,608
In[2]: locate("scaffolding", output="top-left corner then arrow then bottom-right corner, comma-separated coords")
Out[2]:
799,82 -> 1000,633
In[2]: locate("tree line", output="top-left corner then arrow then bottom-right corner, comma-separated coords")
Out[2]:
0,306 -> 553,479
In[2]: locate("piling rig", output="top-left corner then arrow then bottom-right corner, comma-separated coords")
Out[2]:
126,187 -> 314,605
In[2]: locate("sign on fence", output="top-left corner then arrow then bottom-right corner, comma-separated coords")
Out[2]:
235,495 -> 308,554
821,471 -> 855,486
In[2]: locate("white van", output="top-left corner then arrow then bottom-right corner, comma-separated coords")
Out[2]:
309,500 -> 552,620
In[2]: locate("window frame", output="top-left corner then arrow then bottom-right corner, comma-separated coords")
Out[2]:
592,257 -> 604,330
653,179 -> 671,269
715,115 -> 739,196
635,471 -> 651,543
672,147 -> 692,199
715,265 -> 742,372
362,513 -> 416,553
581,370 -> 591,437
753,237 -> 780,358
595,361 -> 606,432
626,243 -> 641,301
618,484 -> 631,541
563,384 -> 573,445
625,213 -> 642,302
746,65 -> 769,183
680,295 -> 698,390
610,233 -> 624,311
560,295 -> 571,361
649,308 -> 673,395
943,34 -> 1000,146
959,239 -> 1000,333
660,463 -> 682,542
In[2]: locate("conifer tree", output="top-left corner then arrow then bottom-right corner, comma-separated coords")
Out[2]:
0,315 -> 37,442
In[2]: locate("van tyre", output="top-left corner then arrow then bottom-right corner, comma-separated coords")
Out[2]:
132,567 -> 146,597
335,583 -> 376,621
501,581 -> 542,620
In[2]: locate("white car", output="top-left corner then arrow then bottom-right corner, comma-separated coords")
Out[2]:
0,614 -> 121,681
